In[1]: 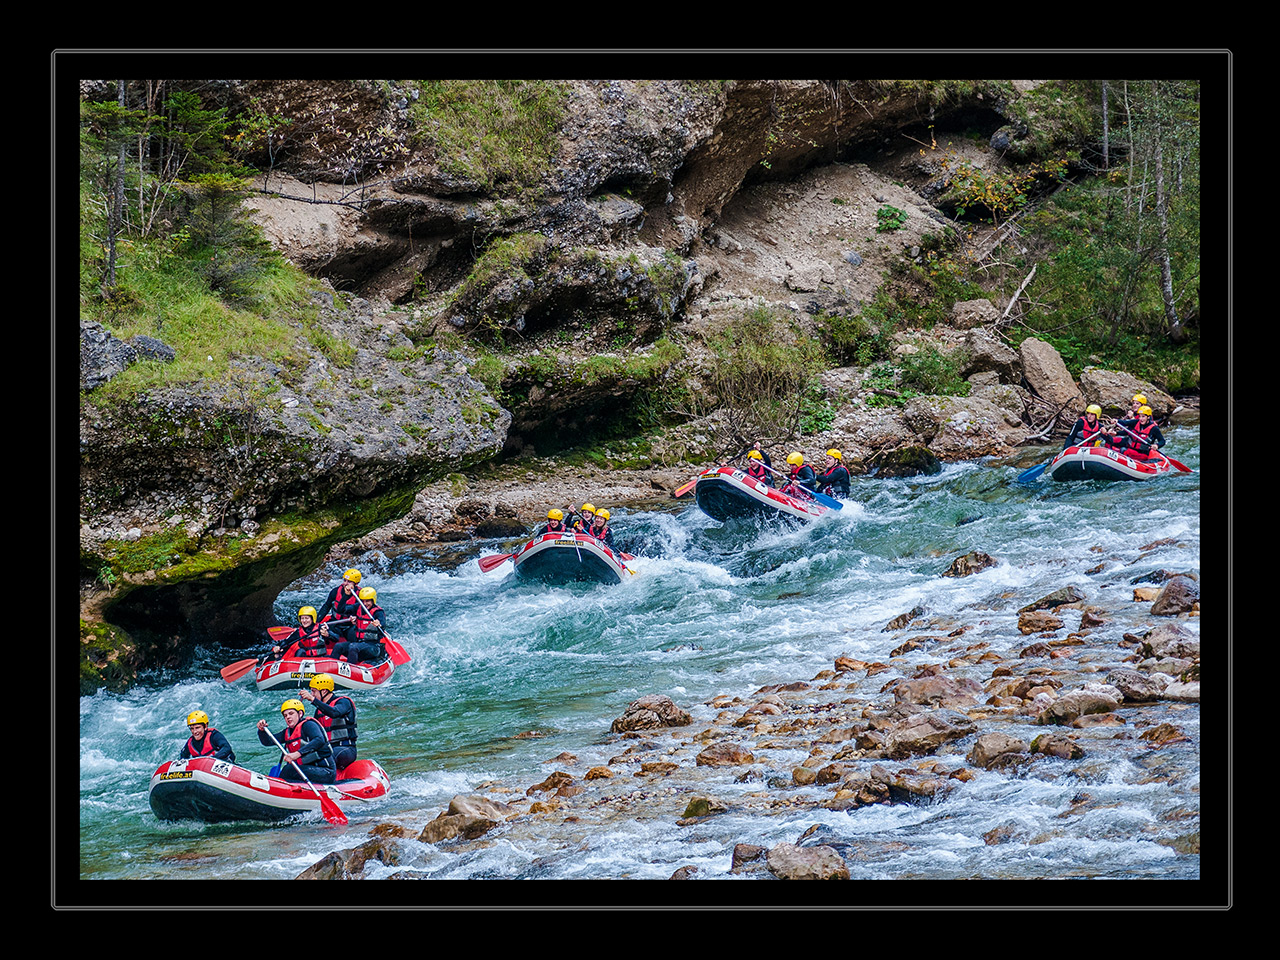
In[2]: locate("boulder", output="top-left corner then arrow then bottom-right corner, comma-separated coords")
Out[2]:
967,732 -> 1029,769
882,709 -> 977,759
1019,337 -> 1081,410
766,842 -> 850,880
610,694 -> 693,732
942,551 -> 998,578
950,298 -> 1001,330
1036,685 -> 1122,725
1078,367 -> 1176,419
1151,576 -> 1200,615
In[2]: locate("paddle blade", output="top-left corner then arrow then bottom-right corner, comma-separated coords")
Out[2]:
318,793 -> 348,826
672,477 -> 698,498
1165,456 -> 1192,473
384,638 -> 411,666
267,625 -> 294,641
1016,463 -> 1047,483
478,553 -> 513,572
219,658 -> 259,683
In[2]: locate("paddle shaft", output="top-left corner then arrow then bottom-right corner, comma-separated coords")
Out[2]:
760,461 -> 842,509
261,726 -> 347,824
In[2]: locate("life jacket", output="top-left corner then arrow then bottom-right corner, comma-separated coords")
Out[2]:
819,465 -> 850,498
746,462 -> 770,484
186,727 -> 232,761
284,718 -> 332,766
314,695 -> 357,745
294,622 -> 327,658
545,519 -> 567,533
352,604 -> 385,645
1122,419 -> 1157,458
589,521 -> 610,542
325,586 -> 362,621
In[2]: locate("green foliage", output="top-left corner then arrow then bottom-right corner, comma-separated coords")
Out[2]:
814,310 -> 890,366
696,304 -> 827,446
875,204 -> 909,232
898,346 -> 971,398
408,80 -> 569,191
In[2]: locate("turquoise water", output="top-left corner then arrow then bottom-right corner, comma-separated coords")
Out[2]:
76,426 -> 1204,887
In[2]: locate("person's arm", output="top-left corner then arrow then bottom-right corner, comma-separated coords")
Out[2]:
211,731 -> 235,761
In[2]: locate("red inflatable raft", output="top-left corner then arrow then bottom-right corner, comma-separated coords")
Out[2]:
1045,444 -> 1176,482
512,531 -> 630,585
148,756 -> 390,823
693,466 -> 832,523
253,652 -> 397,692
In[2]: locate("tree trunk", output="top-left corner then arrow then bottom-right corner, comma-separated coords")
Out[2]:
105,80 -> 127,293
1149,82 -> 1182,342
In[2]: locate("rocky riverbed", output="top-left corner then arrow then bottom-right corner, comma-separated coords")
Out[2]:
295,565 -> 1201,881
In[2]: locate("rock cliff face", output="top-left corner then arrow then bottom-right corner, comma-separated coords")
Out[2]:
78,78 -> 1154,690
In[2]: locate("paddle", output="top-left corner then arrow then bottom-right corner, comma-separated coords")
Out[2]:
478,552 -> 515,572
219,658 -> 260,683
1017,428 -> 1105,483
260,726 -> 347,825
354,592 -> 411,666
1015,462 -> 1048,484
762,462 -> 843,510
672,476 -> 699,498
1110,421 -> 1192,472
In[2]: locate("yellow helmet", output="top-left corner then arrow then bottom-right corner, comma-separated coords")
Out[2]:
281,699 -> 306,715
597,509 -> 611,521
1139,405 -> 1153,416
548,508 -> 564,521
186,710 -> 209,726
309,675 -> 335,692
747,449 -> 763,460
581,503 -> 596,515
826,449 -> 842,460
298,606 -> 317,621
787,452 -> 804,466
358,586 -> 377,602
1086,404 -> 1102,416
1132,394 -> 1147,405
343,568 -> 362,584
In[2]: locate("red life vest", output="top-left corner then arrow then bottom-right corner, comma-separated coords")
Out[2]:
353,604 -> 384,643
1122,419 -> 1157,459
294,622 -> 327,657
746,462 -> 769,483
313,695 -> 357,743
186,727 -> 222,757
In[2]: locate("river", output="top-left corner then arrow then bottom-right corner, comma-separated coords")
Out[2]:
74,425 -> 1208,899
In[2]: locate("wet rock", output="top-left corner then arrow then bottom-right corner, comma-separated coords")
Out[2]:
731,843 -> 768,873
766,842 -> 850,880
1018,610 -> 1064,634
1035,685 -> 1122,725
1030,733 -> 1085,759
1106,668 -> 1171,702
967,732 -> 1029,769
891,674 -> 983,708
1138,623 -> 1200,660
610,694 -> 693,732
695,743 -> 755,766
680,795 -> 728,819
417,814 -> 499,845
1020,586 -> 1087,612
1151,575 -> 1200,615
296,837 -> 400,878
942,551 -> 998,578
882,708 -> 977,759
873,444 -> 942,477
446,794 -> 519,820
